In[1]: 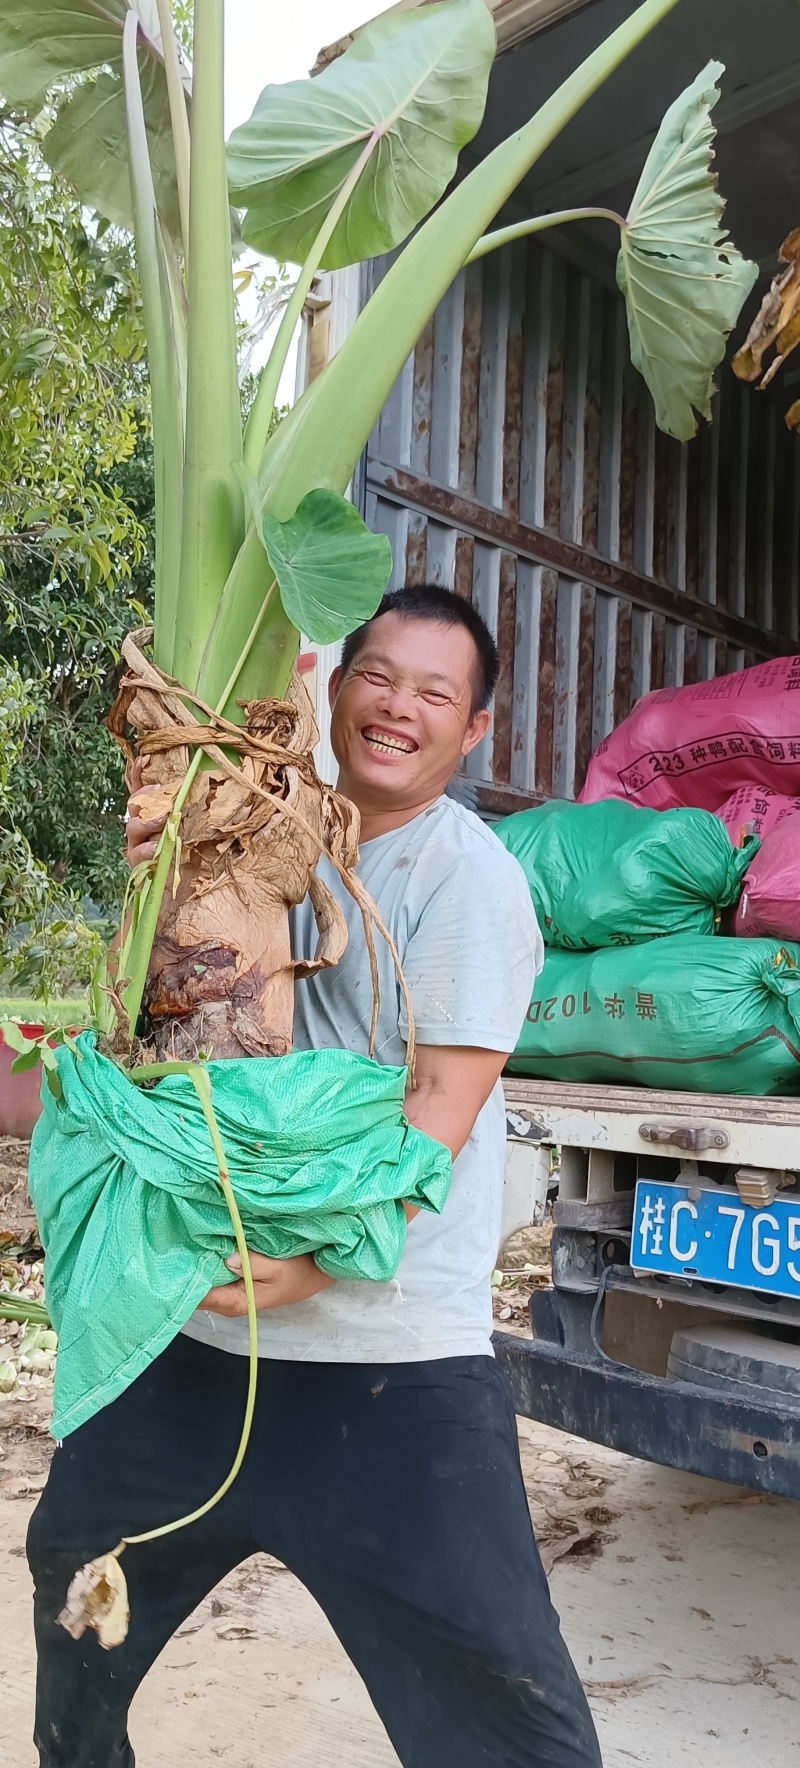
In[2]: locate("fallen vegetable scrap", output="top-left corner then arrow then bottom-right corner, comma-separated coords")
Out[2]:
491,1223 -> 552,1326
0,1320 -> 57,1395
0,1139 -> 55,1405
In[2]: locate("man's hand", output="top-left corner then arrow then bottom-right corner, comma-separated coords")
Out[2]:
125,757 -> 168,867
200,1251 -> 335,1316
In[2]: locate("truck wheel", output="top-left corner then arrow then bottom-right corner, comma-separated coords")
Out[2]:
668,1323 -> 800,1401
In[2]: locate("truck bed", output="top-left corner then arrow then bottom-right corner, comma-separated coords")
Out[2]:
502,1077 -> 800,1170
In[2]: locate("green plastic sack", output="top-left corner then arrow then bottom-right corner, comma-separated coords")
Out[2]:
28,1035 -> 451,1438
495,800 -> 757,949
507,936 -> 800,1094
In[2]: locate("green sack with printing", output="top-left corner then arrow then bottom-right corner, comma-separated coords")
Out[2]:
506,936 -> 800,1094
495,800 -> 757,949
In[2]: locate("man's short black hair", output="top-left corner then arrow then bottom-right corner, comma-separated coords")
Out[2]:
339,585 -> 498,715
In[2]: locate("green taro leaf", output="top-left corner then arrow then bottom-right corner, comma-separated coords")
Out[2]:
0,2 -> 187,242
10,1046 -> 42,1075
260,490 -> 392,646
44,61 -> 184,243
617,61 -> 758,442
0,0 -> 127,101
0,1022 -> 36,1057
226,0 -> 496,269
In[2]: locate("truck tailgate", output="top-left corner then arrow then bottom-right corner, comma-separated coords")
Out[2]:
503,1078 -> 800,1171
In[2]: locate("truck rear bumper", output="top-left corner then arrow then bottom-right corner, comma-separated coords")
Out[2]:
494,1328 -> 800,1501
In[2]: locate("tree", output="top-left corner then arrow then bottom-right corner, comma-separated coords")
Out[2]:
0,91 -> 290,993
0,106 -> 153,990
0,663 -> 105,996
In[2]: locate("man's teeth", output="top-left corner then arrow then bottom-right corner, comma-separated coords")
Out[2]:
363,730 -> 415,754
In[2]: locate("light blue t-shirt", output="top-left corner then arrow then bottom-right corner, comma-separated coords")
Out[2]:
183,796 -> 542,1363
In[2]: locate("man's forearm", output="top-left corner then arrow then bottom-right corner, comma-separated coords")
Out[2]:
402,1079 -> 468,1221
404,1077 -> 473,1163
403,1044 -> 511,1165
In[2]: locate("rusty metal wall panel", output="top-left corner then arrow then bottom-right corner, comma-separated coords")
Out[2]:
362,238 -> 799,812
510,248 -> 554,796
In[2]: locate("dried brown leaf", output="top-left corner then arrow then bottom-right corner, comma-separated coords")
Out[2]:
760,306 -> 800,388
108,635 -> 412,1065
128,784 -> 178,824
293,874 -> 348,979
733,230 -> 800,385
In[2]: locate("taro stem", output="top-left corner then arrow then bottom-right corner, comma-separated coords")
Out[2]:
122,1062 -> 258,1542
58,1061 -> 259,1650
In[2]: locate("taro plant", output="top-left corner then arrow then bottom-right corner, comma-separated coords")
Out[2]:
0,0 -> 758,1642
0,0 -> 756,1060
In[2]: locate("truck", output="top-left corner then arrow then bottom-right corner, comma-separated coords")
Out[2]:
308,0 -> 800,1500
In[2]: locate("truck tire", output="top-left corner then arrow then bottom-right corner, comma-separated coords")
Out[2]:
668,1323 -> 800,1401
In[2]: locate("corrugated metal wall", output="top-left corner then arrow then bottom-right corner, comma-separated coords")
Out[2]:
361,240 -> 800,815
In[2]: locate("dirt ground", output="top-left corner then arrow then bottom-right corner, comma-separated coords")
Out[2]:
2,1139 -> 799,1767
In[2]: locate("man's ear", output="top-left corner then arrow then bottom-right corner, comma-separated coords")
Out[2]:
461,708 -> 491,757
328,665 -> 342,713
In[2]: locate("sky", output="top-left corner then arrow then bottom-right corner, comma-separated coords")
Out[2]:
224,0 -> 394,131
222,0 -> 395,398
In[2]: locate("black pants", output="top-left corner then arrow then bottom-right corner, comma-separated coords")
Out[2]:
27,1335 -> 602,1768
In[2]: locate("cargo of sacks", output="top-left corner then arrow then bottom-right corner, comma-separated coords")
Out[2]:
576,656 -> 800,946
498,663 -> 800,1093
504,935 -> 800,1095
495,800 -> 756,950
578,656 -> 800,814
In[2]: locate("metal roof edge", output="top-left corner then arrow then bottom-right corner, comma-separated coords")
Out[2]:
312,0 -> 596,76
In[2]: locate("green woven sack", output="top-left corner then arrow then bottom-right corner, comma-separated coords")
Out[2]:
495,800 -> 756,949
29,1035 -> 451,1438
507,936 -> 800,1094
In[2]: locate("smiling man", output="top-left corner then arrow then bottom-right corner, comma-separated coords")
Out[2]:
28,585 -> 602,1768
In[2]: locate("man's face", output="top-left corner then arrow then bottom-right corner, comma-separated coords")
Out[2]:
329,613 -> 491,812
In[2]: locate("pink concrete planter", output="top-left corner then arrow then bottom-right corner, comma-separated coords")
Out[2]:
0,1024 -> 44,1139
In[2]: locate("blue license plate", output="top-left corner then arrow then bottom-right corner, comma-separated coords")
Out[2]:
632,1179 -> 800,1301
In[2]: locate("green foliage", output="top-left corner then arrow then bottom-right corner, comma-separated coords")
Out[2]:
44,60 -> 185,243
617,61 -> 758,442
0,111 -> 147,580
260,490 -> 392,645
0,110 -> 153,990
170,1 -> 193,57
0,662 -> 103,998
2,427 -> 154,906
0,99 -> 285,959
227,0 -> 495,269
1,1018 -> 80,1093
0,1 -> 187,243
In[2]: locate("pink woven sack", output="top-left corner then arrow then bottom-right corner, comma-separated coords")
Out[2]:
580,657 -> 800,812
717,784 -> 800,845
735,819 -> 800,942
